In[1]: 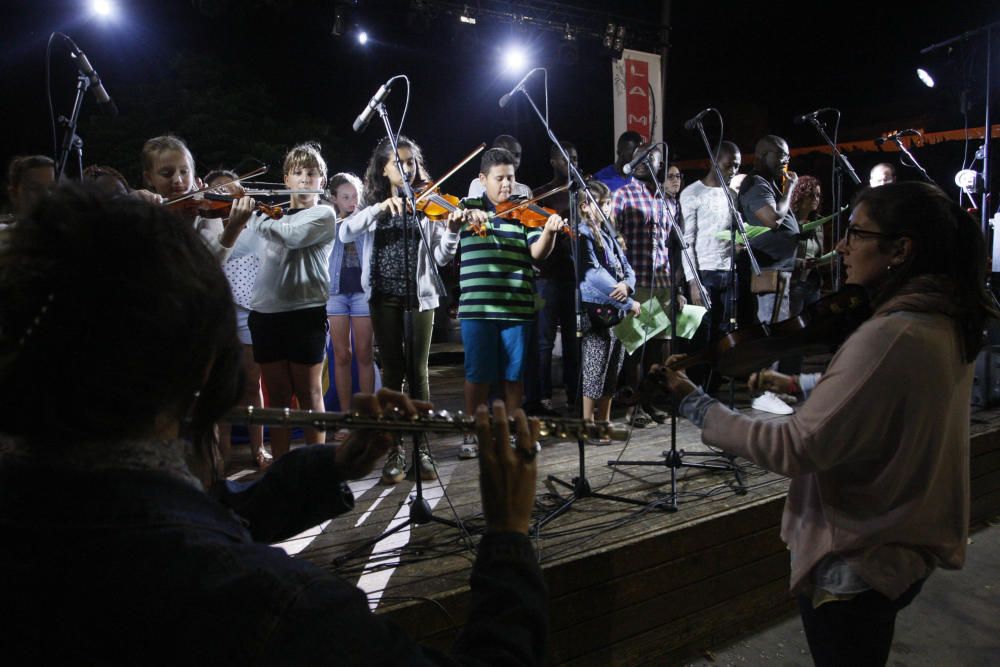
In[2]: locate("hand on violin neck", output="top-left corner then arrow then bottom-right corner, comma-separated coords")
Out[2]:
446,208 -> 465,233
653,356 -> 697,399
380,196 -> 406,217
133,189 -> 163,205
542,213 -> 566,236
227,196 -> 256,228
748,369 -> 796,396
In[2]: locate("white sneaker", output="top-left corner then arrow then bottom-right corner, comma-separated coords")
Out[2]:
752,391 -> 794,415
459,433 -> 478,459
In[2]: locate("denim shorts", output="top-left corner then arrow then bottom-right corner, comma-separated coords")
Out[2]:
460,319 -> 531,383
326,291 -> 370,317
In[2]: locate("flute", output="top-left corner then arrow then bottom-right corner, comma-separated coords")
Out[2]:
224,406 -> 627,442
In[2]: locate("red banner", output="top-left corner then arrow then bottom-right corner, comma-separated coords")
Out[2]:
624,56 -> 651,143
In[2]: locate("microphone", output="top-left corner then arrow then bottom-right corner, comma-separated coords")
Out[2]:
683,108 -> 713,130
353,78 -> 395,133
68,43 -> 117,117
874,129 -> 921,146
622,142 -> 663,176
792,107 -> 834,125
499,68 -> 541,109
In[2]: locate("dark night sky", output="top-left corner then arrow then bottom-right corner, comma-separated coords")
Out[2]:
1,0 -> 997,197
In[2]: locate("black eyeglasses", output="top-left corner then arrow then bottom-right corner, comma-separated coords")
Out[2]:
844,225 -> 897,246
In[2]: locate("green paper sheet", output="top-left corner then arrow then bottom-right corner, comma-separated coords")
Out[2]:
614,299 -> 708,355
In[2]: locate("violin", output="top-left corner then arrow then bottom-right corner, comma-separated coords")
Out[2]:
168,191 -> 285,220
409,143 -> 488,234
494,184 -> 574,238
164,165 -> 283,220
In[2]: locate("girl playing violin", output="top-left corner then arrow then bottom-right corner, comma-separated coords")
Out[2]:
203,168 -> 272,468
326,172 -> 375,441
657,182 -> 997,666
246,142 -> 337,460
339,137 -> 462,484
134,135 -> 255,261
577,180 -> 640,442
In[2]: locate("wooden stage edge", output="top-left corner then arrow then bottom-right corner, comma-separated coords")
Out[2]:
257,396 -> 1000,666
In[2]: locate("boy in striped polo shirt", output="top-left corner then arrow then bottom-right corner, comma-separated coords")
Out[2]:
459,148 -> 565,456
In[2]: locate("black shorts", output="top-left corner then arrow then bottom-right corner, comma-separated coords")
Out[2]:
247,306 -> 328,364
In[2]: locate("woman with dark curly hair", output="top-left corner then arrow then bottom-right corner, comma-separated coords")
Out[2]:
659,182 -> 997,666
790,175 -> 825,315
339,136 -> 463,483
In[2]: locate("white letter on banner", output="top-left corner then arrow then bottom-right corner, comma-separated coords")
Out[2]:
629,86 -> 647,97
628,115 -> 649,126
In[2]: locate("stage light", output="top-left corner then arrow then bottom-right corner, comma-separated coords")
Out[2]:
916,67 -> 935,88
91,0 -> 115,18
459,6 -> 476,25
505,46 -> 528,74
357,30 -> 369,45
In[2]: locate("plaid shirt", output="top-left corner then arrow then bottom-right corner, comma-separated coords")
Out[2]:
611,180 -> 675,288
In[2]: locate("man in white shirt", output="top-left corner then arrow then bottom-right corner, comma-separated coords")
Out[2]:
467,135 -> 531,199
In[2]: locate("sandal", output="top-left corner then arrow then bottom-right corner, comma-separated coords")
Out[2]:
630,408 -> 653,428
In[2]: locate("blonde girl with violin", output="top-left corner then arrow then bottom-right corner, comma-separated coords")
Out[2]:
245,142 -> 337,460
134,135 -> 255,261
202,168 -> 272,469
339,136 -> 462,484
325,172 -> 376,442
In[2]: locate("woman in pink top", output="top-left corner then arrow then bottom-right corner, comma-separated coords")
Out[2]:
659,182 -> 996,666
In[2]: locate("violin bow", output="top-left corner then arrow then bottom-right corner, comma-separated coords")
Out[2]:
413,143 -> 486,205
164,165 -> 268,205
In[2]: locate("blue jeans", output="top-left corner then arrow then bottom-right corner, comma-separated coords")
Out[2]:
534,278 -> 579,405
699,269 -> 737,341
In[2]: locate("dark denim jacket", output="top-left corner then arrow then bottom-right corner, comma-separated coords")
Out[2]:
0,444 -> 547,665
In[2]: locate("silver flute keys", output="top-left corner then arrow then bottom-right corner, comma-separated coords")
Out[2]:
224,406 -> 627,442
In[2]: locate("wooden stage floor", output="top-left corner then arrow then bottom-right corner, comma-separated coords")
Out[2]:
224,354 -> 1000,665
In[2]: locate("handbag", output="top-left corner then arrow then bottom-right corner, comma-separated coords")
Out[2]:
750,270 -> 780,295
585,302 -> 625,329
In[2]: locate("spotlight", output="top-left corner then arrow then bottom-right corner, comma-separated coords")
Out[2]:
91,0 -> 114,18
916,67 -> 935,88
504,46 -> 528,74
459,6 -> 476,25
357,30 -> 369,45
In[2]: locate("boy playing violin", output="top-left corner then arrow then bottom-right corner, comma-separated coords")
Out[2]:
456,148 -> 563,457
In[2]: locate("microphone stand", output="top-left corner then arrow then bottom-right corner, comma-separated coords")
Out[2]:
334,102 -> 467,566
55,72 -> 89,181
889,134 -> 937,185
505,74 -> 658,531
607,152 -> 746,511
689,116 -> 764,407
804,115 -> 860,291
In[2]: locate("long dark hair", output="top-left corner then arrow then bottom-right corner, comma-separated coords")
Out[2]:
857,181 -> 999,362
360,135 -> 430,207
0,185 -> 243,464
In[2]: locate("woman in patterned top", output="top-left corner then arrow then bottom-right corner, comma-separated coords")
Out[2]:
339,137 -> 463,484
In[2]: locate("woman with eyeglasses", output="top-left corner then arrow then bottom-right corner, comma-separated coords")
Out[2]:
656,182 -> 996,666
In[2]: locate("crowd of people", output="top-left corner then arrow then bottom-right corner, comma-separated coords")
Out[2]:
0,126 -> 990,665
